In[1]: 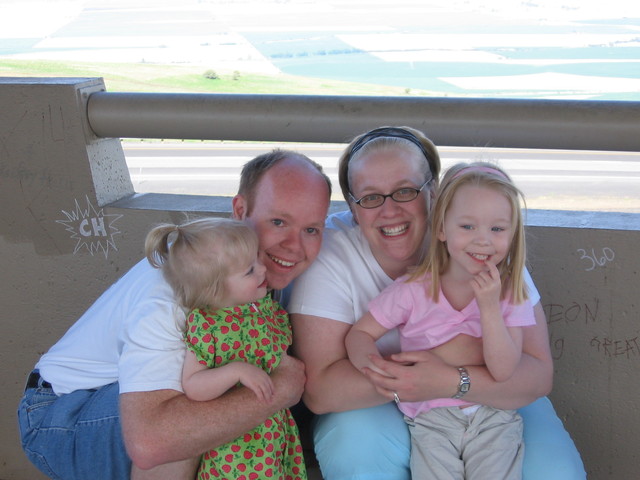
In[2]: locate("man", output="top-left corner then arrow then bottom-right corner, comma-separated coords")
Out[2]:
18,150 -> 332,480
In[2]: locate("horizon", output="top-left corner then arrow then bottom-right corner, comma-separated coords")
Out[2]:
1,0 -> 639,100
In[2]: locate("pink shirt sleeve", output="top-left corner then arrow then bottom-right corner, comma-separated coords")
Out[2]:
502,298 -> 536,327
368,275 -> 420,330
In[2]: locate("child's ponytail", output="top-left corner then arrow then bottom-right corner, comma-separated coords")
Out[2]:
145,223 -> 179,269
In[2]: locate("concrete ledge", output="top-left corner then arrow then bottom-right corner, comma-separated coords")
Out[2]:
109,193 -> 640,231
108,192 -> 350,215
108,192 -> 234,214
526,209 -> 640,230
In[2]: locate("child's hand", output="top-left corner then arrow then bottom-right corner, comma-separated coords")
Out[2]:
471,258 -> 502,308
361,354 -> 394,377
232,362 -> 274,403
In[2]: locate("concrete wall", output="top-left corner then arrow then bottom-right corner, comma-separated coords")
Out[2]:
526,210 -> 640,478
1,78 -> 638,479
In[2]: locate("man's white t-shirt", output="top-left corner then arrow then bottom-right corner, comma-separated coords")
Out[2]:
288,210 -> 540,357
37,259 -> 187,395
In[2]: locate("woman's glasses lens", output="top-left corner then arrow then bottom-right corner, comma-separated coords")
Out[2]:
351,179 -> 431,209
357,188 -> 419,208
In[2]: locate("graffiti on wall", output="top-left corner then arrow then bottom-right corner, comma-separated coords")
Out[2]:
577,247 -> 615,271
545,245 -> 639,361
56,196 -> 123,258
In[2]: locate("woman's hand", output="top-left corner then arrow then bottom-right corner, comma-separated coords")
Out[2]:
363,333 -> 485,402
364,350 -> 458,403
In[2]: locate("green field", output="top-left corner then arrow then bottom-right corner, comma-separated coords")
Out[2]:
0,58 -> 435,96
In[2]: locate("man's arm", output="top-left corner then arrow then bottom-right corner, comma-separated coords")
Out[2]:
121,354 -> 305,470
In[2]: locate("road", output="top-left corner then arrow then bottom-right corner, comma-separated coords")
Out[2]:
123,142 -> 640,213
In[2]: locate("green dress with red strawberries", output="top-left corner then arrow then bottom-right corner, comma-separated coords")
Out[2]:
185,294 -> 306,480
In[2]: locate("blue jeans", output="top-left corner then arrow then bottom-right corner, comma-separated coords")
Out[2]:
313,397 -> 586,480
17,375 -> 131,480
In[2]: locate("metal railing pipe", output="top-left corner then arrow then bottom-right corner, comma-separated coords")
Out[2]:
87,92 -> 640,152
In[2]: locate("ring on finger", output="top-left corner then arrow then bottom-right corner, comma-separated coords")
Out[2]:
393,392 -> 400,404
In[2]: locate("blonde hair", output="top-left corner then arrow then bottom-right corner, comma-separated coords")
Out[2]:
145,217 -> 258,311
411,162 -> 528,304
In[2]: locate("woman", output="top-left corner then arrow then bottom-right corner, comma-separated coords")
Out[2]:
288,126 -> 585,480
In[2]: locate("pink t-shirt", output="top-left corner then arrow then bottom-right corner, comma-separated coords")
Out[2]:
368,272 -> 536,418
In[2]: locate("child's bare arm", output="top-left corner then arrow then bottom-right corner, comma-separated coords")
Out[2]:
345,312 -> 391,376
472,261 -> 523,381
181,350 -> 274,403
481,319 -> 524,381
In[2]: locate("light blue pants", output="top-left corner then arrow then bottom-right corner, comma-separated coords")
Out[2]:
18,378 -> 131,480
313,397 -> 586,480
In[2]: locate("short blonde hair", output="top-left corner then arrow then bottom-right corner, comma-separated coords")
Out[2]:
411,162 -> 528,304
145,217 -> 258,311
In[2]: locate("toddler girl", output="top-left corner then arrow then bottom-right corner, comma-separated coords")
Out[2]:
146,217 -> 306,480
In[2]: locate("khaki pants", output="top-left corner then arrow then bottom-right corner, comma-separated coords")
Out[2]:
406,405 -> 524,480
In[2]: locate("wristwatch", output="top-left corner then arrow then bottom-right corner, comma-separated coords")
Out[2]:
452,366 -> 471,399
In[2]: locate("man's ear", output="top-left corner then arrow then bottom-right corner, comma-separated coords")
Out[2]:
232,195 -> 247,220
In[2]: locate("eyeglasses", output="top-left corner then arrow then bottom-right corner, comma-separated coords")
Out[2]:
349,179 -> 432,209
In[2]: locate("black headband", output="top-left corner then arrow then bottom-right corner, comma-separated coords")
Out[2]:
348,127 -> 436,177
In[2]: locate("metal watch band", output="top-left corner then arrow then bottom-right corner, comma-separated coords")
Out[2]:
452,366 -> 471,399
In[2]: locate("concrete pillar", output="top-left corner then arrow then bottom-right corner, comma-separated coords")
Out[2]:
0,77 -> 133,253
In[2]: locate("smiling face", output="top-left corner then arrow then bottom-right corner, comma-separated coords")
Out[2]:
232,157 -> 330,290
438,184 -> 514,279
221,254 -> 268,308
349,146 -> 431,279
